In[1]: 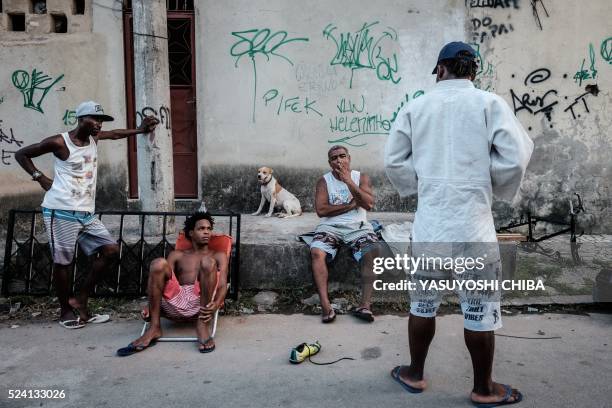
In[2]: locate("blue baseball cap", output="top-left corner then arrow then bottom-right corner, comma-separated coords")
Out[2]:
432,42 -> 477,74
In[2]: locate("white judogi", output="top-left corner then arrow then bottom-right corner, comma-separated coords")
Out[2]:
384,79 -> 534,244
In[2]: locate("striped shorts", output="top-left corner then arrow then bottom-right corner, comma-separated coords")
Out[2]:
161,282 -> 201,320
42,208 -> 116,265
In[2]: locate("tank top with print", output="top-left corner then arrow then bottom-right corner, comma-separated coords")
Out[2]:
319,170 -> 367,225
41,132 -> 97,212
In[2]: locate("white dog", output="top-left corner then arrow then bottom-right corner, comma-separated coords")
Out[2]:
252,166 -> 302,218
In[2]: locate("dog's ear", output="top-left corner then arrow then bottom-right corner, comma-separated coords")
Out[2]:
270,168 -> 274,174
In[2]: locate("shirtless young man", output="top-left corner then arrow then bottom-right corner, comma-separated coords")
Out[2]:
117,212 -> 228,355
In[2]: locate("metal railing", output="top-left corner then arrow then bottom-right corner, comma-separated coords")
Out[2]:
2,210 -> 241,299
496,193 -> 585,263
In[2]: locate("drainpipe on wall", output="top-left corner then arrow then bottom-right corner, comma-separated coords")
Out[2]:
132,0 -> 175,235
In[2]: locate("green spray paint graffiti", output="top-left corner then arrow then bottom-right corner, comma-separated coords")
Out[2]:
230,29 -> 309,123
262,89 -> 323,117
63,109 -> 77,126
323,22 -> 401,88
388,90 -> 425,123
574,43 -> 597,86
327,96 -> 391,147
470,43 -> 495,91
600,37 -> 612,64
328,91 -> 425,147
11,69 -> 64,114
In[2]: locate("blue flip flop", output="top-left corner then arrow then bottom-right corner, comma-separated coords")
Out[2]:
390,366 -> 424,394
116,340 -> 156,357
471,384 -> 523,407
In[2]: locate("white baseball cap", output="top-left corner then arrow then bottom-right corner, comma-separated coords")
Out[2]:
75,101 -> 114,121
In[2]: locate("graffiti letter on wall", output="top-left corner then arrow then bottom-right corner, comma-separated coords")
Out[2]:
323,22 -> 401,88
601,37 -> 612,64
230,29 -> 309,122
574,44 -> 598,86
510,68 -> 558,123
136,105 -> 171,130
63,110 -> 77,126
0,120 -> 24,166
11,69 -> 64,114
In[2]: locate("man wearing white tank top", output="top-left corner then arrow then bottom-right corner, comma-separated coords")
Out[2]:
15,101 -> 158,329
310,145 -> 379,324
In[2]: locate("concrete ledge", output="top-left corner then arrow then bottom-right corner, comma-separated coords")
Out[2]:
239,213 -> 413,289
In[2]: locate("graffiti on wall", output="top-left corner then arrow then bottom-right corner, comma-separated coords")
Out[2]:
11,69 -> 64,114
136,105 -> 171,130
262,89 -> 323,117
471,43 -> 496,91
230,28 -> 309,122
465,0 -> 520,9
510,68 -> 558,123
564,85 -> 599,120
327,96 -> 391,147
573,44 -> 598,86
471,17 -> 514,44
294,64 -> 345,99
323,22 -> 401,88
531,0 -> 550,31
601,37 -> 612,64
510,68 -> 601,128
63,109 -> 77,126
388,90 -> 425,124
0,120 -> 24,166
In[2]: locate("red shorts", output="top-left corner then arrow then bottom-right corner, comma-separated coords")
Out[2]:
160,271 -> 201,319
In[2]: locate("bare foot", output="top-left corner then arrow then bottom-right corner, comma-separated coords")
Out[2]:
471,383 -> 522,405
131,326 -> 162,348
68,297 -> 89,321
196,317 -> 215,352
395,365 -> 427,391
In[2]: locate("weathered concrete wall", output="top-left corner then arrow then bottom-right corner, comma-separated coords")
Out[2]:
0,0 -> 610,238
197,0 -> 611,232
0,0 -> 129,230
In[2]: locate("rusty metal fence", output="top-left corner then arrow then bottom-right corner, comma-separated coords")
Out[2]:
1,210 -> 240,299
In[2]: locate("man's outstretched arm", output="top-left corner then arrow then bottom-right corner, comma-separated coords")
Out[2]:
95,116 -> 159,141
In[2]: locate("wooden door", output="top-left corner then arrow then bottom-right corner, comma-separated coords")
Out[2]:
123,10 -> 198,198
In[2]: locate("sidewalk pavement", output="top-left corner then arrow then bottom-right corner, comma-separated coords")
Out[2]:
0,312 -> 610,408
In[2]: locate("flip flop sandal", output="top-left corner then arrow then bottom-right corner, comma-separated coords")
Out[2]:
87,314 -> 110,324
391,366 -> 424,394
58,319 -> 86,329
471,384 -> 523,407
116,340 -> 157,357
322,310 -> 336,324
199,337 -> 216,353
352,307 -> 375,322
